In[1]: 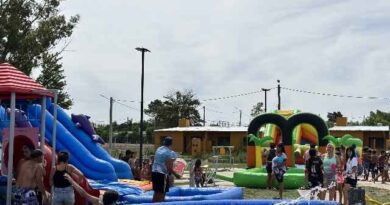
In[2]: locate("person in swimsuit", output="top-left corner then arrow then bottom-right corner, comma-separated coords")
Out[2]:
193,159 -> 204,187
335,147 -> 345,205
266,143 -> 276,190
322,143 -> 337,201
272,143 -> 287,199
15,149 -> 48,205
50,151 -> 84,205
15,144 -> 35,180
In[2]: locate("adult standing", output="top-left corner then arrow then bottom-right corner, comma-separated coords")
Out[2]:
15,149 -> 48,204
272,143 -> 287,199
303,144 -> 316,189
152,137 -> 181,202
370,149 -> 379,183
50,151 -> 85,205
322,143 -> 337,201
15,144 -> 35,179
266,143 -> 276,190
306,149 -> 324,200
344,146 -> 358,205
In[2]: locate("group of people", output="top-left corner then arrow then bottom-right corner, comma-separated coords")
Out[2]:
119,149 -> 154,181
264,143 -> 287,200
13,144 -> 119,205
119,137 -> 181,202
362,147 -> 390,184
264,143 -> 362,205
303,143 -> 359,205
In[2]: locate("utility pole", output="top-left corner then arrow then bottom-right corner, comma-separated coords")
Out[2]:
261,88 -> 271,113
203,106 -> 206,126
109,97 -> 113,152
135,47 -> 150,168
239,110 -> 242,126
277,80 -> 281,110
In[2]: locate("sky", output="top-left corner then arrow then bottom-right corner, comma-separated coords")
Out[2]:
54,0 -> 390,126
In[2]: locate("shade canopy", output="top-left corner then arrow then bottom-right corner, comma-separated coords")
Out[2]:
0,63 -> 53,99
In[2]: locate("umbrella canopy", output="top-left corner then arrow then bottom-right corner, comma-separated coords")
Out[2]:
0,63 -> 53,99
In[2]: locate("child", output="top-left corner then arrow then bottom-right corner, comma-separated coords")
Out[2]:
141,159 -> 152,181
193,159 -> 204,187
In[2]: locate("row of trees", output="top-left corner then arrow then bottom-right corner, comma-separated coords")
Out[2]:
94,120 -> 154,144
327,111 -> 390,127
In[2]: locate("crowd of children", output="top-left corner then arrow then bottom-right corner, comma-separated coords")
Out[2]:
119,150 -> 154,181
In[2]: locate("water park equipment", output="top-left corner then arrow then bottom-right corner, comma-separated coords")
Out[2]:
0,116 -> 99,204
134,199 -> 340,205
121,187 -> 243,204
234,111 -> 364,189
237,111 -> 329,188
0,63 -> 123,204
246,111 -> 329,168
1,63 -> 242,204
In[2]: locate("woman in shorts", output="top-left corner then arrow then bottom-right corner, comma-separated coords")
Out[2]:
344,146 -> 358,205
322,143 -> 337,201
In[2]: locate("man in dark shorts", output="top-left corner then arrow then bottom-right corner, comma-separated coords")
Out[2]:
266,143 -> 276,189
151,137 -> 181,202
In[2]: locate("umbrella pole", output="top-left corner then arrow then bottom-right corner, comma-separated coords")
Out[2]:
6,92 -> 16,205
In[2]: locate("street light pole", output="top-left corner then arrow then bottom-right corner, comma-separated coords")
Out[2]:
277,80 -> 281,110
261,88 -> 270,113
135,47 -> 150,168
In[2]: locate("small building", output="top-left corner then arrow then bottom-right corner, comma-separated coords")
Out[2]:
153,126 -> 247,155
329,126 -> 390,150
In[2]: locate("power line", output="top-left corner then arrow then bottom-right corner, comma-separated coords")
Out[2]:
201,88 -> 276,102
281,87 -> 390,101
99,94 -> 139,111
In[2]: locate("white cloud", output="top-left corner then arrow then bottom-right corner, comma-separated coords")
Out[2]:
58,0 -> 390,125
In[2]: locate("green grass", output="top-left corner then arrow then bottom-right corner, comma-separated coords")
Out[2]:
362,186 -> 390,204
244,188 -> 300,199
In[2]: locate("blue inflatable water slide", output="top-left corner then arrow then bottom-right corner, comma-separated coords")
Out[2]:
0,101 -> 132,181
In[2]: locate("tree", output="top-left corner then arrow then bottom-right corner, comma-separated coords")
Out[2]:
37,52 -> 72,108
362,110 -> 390,126
145,90 -> 201,128
327,111 -> 343,123
250,102 -> 264,117
326,111 -> 343,127
0,0 -> 79,108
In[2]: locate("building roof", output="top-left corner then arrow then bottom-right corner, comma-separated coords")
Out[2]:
155,126 -> 248,132
329,126 -> 389,132
0,63 -> 53,99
